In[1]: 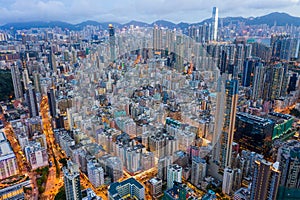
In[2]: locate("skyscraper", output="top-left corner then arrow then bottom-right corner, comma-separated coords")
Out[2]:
32,71 -> 41,94
244,44 -> 252,59
220,79 -> 238,169
158,156 -> 173,181
153,25 -> 162,51
148,177 -> 162,198
235,44 -> 244,73
213,76 -> 225,162
261,66 -> 273,101
175,35 -> 184,72
188,26 -> 198,41
250,159 -> 280,200
277,141 -> 300,199
270,63 -> 289,100
63,161 -> 82,200
211,7 -> 219,41
242,58 -> 259,87
87,161 -> 104,188
287,73 -> 298,93
48,47 -> 57,72
252,62 -> 265,100
26,84 -> 39,118
167,164 -> 182,189
222,167 -> 234,195
219,49 -> 227,74
47,88 -> 56,117
191,157 -> 207,186
234,112 -> 274,155
109,24 -> 116,62
21,61 -> 30,90
10,63 -> 23,99
227,44 -> 236,66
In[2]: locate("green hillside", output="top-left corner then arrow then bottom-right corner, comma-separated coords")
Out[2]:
0,69 -> 14,101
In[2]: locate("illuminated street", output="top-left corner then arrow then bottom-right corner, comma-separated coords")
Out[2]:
2,123 -> 38,200
1,5 -> 300,200
40,96 -> 65,199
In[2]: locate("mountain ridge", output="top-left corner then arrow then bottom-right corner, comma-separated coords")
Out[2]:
1,12 -> 300,30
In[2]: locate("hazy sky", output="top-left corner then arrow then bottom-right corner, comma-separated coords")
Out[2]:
0,0 -> 299,24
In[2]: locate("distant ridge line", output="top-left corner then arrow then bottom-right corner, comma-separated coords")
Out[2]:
1,12 -> 300,30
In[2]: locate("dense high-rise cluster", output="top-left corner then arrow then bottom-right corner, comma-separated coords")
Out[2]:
0,6 -> 299,200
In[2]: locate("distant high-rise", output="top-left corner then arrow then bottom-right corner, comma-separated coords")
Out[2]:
235,44 -> 244,73
11,63 -> 23,99
175,35 -> 184,72
219,49 -> 227,74
191,157 -> 207,186
199,23 -> 210,43
227,44 -> 236,66
244,44 -> 252,59
242,59 -> 256,87
63,161 -> 82,200
220,79 -> 238,169
271,35 -> 300,61
188,26 -> 198,41
47,88 -> 56,117
26,84 -> 39,118
109,24 -> 116,62
270,63 -> 289,100
22,63 -> 30,90
32,71 -> 41,94
48,47 -> 57,72
167,164 -> 182,189
211,7 -> 219,41
250,159 -> 280,200
252,62 -> 265,100
287,73 -> 298,93
153,25 -> 162,51
261,66 -> 273,101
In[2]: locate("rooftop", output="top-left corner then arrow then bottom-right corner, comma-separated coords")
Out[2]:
148,177 -> 162,185
108,177 -> 144,199
0,135 -> 14,157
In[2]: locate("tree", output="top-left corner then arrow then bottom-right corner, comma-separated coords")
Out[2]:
55,186 -> 66,200
0,70 -> 14,101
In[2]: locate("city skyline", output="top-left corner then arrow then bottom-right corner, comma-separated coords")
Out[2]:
0,0 -> 300,25
0,4 -> 300,200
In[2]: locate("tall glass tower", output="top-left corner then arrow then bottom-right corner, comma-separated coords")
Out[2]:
109,24 -> 116,62
212,7 -> 219,41
220,79 -> 238,170
63,161 -> 82,200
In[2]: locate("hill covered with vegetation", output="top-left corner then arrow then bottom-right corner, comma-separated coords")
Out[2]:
0,69 -> 14,101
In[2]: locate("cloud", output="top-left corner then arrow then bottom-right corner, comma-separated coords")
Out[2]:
0,0 -> 299,24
